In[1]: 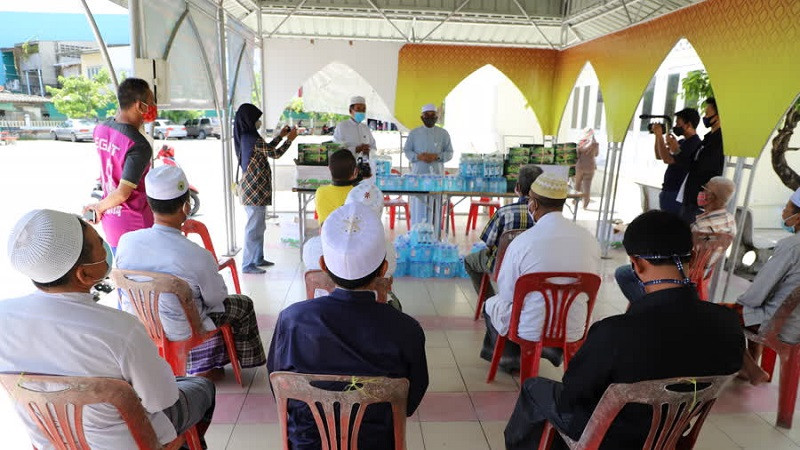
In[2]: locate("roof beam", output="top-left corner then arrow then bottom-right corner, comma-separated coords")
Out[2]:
511,0 -> 555,49
419,0 -> 471,43
364,0 -> 412,42
266,0 -> 308,38
620,0 -> 633,24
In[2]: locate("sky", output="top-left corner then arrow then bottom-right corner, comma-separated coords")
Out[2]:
0,0 -> 127,14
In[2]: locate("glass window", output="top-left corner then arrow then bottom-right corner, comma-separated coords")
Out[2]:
639,79 -> 656,132
580,86 -> 591,129
570,87 -> 580,129
664,73 -> 680,119
594,90 -> 604,130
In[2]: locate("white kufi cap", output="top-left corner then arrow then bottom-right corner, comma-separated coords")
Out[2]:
146,165 -> 189,201
349,95 -> 366,105
8,209 -> 83,283
345,182 -> 384,218
421,103 -> 437,113
791,187 -> 800,208
321,203 -> 386,280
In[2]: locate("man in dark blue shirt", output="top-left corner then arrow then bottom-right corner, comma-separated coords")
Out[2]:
267,203 -> 428,449
655,108 -> 702,216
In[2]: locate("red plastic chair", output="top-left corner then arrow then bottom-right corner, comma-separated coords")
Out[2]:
537,375 -> 735,450
0,373 -> 202,450
441,201 -> 456,232
181,219 -> 242,295
687,232 -> 733,301
111,269 -> 244,387
745,285 -> 800,428
270,372 -> 409,450
474,229 -> 527,320
385,169 -> 411,230
466,197 -> 500,234
487,272 -> 602,384
304,269 -> 393,304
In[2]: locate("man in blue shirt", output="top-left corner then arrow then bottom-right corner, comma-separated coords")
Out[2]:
403,103 -> 454,225
654,108 -> 701,215
464,164 -> 542,298
268,203 -> 428,449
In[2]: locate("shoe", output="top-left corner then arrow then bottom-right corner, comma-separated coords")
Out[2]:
541,347 -> 564,367
256,260 -> 275,267
242,265 -> 266,274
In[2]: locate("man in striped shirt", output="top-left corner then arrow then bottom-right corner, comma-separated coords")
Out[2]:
464,165 -> 542,297
692,176 -> 736,235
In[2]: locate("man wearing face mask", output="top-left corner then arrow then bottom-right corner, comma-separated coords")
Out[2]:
116,166 -> 266,379
84,78 -> 158,252
334,95 -> 377,180
731,187 -> 800,384
653,108 -> 702,216
481,174 -> 600,373
403,103 -> 454,225
1,209 -> 216,448
678,97 -> 725,223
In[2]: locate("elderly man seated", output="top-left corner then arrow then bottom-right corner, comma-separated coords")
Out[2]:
464,164 -> 543,298
734,187 -> 800,385
268,203 -> 428,450
481,173 -> 601,373
116,165 -> 266,380
616,175 -> 737,303
504,210 -> 744,450
1,209 -> 215,448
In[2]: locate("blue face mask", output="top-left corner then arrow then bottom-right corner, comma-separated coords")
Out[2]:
83,240 -> 113,281
782,213 -> 797,233
353,112 -> 366,123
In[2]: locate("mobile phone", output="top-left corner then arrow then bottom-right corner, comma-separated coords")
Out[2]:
82,209 -> 97,223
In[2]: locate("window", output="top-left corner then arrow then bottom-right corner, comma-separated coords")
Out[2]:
639,79 -> 656,132
87,66 -> 102,79
663,73 -> 680,119
570,87 -> 580,129
594,90 -> 604,130
580,86 -> 591,129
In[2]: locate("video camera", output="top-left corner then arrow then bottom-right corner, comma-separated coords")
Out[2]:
639,114 -> 672,134
356,156 -> 372,180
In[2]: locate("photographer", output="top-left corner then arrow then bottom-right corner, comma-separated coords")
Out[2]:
654,108 -> 702,216
679,97 -> 724,223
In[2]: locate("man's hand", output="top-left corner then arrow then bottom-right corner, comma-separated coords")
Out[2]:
651,123 -> 664,136
287,127 -> 299,141
279,125 -> 291,138
666,134 -> 679,153
419,153 -> 438,163
82,204 -> 100,224
355,144 -> 371,154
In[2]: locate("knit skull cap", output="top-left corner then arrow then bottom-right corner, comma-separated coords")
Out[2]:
146,165 -> 189,201
8,209 -> 83,283
321,203 -> 386,280
790,187 -> 800,208
529,173 -> 568,200
421,103 -> 437,113
349,95 -> 366,106
345,182 -> 384,218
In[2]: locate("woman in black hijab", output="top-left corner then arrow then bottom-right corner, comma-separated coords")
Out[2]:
234,103 -> 296,274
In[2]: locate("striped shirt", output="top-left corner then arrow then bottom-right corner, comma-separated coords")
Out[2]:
691,209 -> 737,236
479,198 -> 534,271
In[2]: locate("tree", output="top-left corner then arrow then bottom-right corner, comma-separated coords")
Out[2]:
45,69 -> 117,119
681,70 -> 714,108
161,110 -> 203,123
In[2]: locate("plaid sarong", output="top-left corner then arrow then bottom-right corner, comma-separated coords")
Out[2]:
186,295 -> 266,374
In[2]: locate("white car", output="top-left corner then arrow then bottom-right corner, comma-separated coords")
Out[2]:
51,119 -> 96,142
152,120 -> 187,140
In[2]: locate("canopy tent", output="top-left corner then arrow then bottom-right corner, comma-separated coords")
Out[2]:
86,0 -> 800,300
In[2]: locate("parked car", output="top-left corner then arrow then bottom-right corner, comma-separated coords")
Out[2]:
184,117 -> 221,139
51,119 -> 96,142
152,120 -> 187,140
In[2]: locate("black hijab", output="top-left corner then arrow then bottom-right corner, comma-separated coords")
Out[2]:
234,103 -> 263,172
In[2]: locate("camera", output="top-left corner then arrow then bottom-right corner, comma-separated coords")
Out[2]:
357,156 -> 372,180
640,114 -> 672,134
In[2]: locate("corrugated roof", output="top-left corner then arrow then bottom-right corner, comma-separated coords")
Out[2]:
0,91 -> 50,104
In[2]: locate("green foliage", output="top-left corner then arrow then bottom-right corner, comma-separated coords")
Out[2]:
161,110 -> 203,123
681,70 -> 714,109
45,68 -> 117,119
280,96 -> 349,125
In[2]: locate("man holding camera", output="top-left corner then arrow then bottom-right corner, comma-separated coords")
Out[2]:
653,108 -> 702,216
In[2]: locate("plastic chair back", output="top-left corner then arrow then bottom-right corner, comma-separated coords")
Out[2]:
0,373 -> 186,450
492,229 -> 527,280
508,272 -> 601,347
110,269 -> 204,349
270,372 -> 409,450
688,232 -> 733,300
304,270 -> 393,303
545,375 -> 734,450
182,219 -> 219,260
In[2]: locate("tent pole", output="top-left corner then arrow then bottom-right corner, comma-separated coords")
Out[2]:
258,6 -> 278,221
218,2 -> 238,256
79,0 -> 118,89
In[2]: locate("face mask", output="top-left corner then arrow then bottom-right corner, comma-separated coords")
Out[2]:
697,191 -> 708,207
82,240 -> 113,282
139,102 -> 157,123
782,213 -> 798,233
703,115 -> 716,128
255,120 -> 262,131
353,112 -> 366,123
422,117 -> 437,128
672,126 -> 685,136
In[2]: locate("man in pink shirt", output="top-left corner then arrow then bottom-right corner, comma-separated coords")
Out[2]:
85,78 -> 157,250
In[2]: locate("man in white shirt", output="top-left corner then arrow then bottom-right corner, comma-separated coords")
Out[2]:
1,209 -> 215,448
403,103 -> 454,225
482,174 -> 601,372
116,165 -> 266,379
334,95 -> 377,179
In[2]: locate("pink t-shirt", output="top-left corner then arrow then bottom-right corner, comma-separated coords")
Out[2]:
94,120 -> 154,247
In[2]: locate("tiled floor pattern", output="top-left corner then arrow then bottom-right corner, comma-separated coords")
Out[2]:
2,211 -> 799,449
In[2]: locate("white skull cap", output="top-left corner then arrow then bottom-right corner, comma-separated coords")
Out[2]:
8,209 -> 83,283
321,203 -> 386,280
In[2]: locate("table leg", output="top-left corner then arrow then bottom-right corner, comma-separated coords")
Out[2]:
433,193 -> 443,241
298,192 -> 305,253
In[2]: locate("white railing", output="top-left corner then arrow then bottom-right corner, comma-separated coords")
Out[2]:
0,120 -> 62,129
